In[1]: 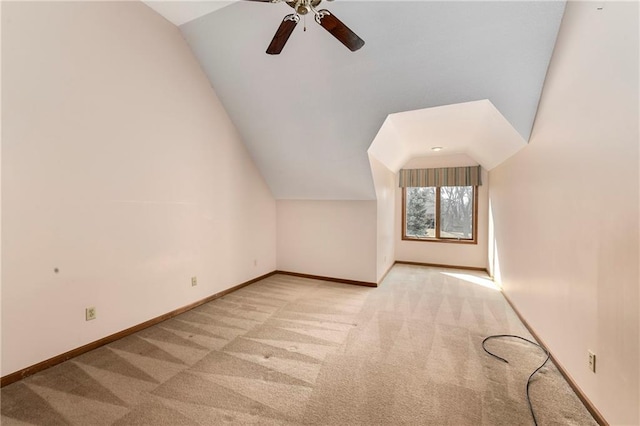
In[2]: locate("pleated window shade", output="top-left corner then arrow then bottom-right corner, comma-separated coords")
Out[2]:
398,166 -> 482,188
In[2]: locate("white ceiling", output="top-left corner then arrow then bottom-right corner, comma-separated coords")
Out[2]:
143,1 -> 235,26
147,1 -> 565,200
368,100 -> 527,172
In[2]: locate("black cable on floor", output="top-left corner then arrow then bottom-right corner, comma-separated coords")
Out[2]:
482,334 -> 551,426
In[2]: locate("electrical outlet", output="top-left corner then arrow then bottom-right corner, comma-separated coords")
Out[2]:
588,350 -> 596,373
85,307 -> 96,321
191,276 -> 197,287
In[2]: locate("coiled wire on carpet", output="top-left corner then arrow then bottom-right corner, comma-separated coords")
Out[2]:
482,335 -> 551,426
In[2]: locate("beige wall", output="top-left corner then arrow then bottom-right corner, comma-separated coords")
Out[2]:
489,2 -> 639,424
395,154 -> 489,270
276,200 -> 377,283
369,156 -> 395,282
1,1 -> 276,376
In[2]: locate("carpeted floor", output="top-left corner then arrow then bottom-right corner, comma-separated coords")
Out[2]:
1,265 -> 597,425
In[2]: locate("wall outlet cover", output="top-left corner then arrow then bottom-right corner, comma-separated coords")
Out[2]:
85,307 -> 97,321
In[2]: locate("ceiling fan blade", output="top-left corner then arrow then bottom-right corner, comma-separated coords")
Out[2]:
315,9 -> 365,52
266,14 -> 299,55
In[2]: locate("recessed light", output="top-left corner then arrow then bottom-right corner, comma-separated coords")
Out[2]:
431,147 -> 444,152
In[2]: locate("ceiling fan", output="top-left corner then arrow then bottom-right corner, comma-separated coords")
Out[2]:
246,0 -> 365,55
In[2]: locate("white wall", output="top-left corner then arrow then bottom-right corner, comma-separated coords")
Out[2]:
489,2 -> 639,424
395,154 -> 489,270
369,156 -> 395,282
276,200 -> 377,283
1,1 -> 276,377
0,0 -> 3,378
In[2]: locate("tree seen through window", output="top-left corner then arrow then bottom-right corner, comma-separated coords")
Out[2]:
404,186 -> 475,241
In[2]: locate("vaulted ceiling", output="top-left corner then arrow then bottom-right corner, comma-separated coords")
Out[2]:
144,0 -> 566,200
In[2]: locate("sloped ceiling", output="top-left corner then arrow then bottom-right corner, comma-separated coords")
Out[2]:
152,1 -> 565,200
144,1 -> 234,26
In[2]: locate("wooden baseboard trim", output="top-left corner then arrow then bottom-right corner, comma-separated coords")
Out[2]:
501,292 -> 608,426
395,260 -> 489,275
276,270 -> 377,288
0,271 -> 277,388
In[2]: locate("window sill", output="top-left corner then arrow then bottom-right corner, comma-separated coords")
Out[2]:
402,236 -> 477,245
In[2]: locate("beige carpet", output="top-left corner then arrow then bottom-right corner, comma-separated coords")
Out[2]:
1,265 -> 597,425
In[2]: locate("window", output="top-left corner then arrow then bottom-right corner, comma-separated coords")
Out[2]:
403,185 -> 477,243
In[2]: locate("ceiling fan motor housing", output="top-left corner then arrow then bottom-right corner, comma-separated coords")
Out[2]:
287,0 -> 322,15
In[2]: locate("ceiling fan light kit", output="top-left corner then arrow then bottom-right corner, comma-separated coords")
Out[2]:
246,0 -> 365,54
